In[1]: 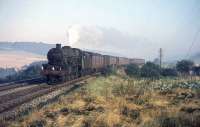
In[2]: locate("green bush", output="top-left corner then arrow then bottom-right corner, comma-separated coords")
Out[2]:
161,68 -> 177,77
140,62 -> 160,78
5,65 -> 42,82
105,66 -> 117,75
125,64 -> 140,77
176,60 -> 194,74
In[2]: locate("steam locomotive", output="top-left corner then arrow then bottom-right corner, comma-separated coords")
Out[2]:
42,44 -> 145,84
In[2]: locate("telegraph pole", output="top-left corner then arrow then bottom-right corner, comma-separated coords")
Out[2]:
159,48 -> 163,69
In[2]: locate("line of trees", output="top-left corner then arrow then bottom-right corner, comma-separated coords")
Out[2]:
0,65 -> 42,83
125,60 -> 196,78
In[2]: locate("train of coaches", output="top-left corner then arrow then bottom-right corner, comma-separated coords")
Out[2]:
42,44 -> 145,84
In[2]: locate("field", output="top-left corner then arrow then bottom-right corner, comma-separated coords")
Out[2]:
0,51 -> 46,69
6,69 -> 200,127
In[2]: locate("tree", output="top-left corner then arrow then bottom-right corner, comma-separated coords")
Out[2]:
23,65 -> 41,77
4,65 -> 42,82
161,68 -> 177,76
125,64 -> 140,77
176,60 -> 194,74
140,62 -> 160,78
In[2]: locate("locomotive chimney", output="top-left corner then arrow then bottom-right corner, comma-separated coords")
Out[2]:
56,44 -> 61,49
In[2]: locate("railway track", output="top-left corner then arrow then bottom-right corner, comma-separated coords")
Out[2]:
0,77 -> 44,92
0,85 -> 38,97
0,84 -> 49,104
0,75 -> 94,120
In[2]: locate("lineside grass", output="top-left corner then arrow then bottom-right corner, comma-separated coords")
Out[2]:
8,70 -> 200,127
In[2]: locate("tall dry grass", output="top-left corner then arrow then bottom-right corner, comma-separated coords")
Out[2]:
8,72 -> 200,127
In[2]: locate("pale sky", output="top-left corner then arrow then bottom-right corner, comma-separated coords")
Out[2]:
0,0 -> 200,61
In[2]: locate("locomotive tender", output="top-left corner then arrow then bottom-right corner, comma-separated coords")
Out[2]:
42,44 -> 145,84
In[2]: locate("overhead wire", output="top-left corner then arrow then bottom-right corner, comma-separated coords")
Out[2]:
185,3 -> 200,59
185,27 -> 200,59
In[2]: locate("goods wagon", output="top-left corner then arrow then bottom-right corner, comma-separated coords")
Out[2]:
117,57 -> 130,65
81,51 -> 92,75
130,58 -> 145,66
91,53 -> 104,70
103,55 -> 117,67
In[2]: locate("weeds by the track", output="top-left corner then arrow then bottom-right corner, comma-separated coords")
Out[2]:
8,71 -> 200,127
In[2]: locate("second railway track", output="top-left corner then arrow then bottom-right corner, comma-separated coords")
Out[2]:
0,77 -> 44,92
0,84 -> 49,104
0,74 -> 95,120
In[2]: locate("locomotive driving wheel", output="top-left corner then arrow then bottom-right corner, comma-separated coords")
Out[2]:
47,75 -> 65,85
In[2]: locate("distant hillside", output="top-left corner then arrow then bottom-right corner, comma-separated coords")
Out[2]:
0,42 -> 132,57
0,50 -> 46,69
0,42 -> 55,56
0,42 -> 53,69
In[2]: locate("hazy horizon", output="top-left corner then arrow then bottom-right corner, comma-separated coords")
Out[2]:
0,0 -> 200,61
